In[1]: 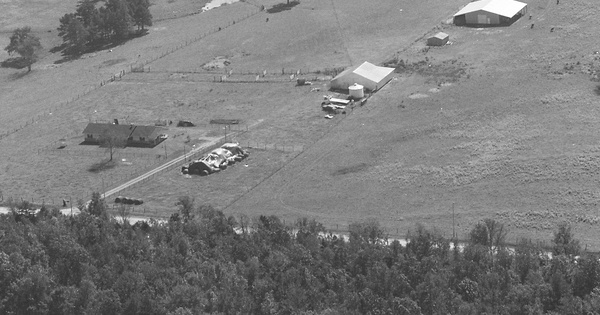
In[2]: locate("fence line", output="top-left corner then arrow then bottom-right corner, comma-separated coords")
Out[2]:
0,0 -> 370,212
223,92 -> 370,212
130,7 -> 262,73
0,5 -> 263,143
6,89 -> 366,214
143,67 -> 346,77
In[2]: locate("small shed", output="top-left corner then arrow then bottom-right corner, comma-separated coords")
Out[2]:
427,32 -> 449,46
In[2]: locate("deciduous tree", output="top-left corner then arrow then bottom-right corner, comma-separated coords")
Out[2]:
127,0 -> 153,31
4,27 -> 43,71
58,14 -> 89,55
553,223 -> 581,257
99,129 -> 126,161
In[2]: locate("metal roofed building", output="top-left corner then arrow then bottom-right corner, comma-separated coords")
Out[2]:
330,62 -> 395,92
453,0 -> 527,26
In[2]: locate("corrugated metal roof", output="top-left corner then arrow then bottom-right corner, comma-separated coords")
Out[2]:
432,32 -> 449,40
352,62 -> 395,84
454,0 -> 527,18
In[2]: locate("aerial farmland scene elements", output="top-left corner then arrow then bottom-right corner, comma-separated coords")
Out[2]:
2,0 -> 600,313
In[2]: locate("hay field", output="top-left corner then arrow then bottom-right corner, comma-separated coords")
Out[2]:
225,0 -> 600,249
3,0 -> 600,249
150,0 -> 467,72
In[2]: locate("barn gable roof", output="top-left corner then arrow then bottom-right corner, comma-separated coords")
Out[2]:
352,62 -> 395,84
454,0 -> 527,18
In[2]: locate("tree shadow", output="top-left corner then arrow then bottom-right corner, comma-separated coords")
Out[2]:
54,30 -> 149,64
49,43 -> 67,54
1,57 -> 28,70
88,160 -> 117,173
8,71 -> 30,80
266,1 -> 300,13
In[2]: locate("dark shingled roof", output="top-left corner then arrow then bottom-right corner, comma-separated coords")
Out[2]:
130,125 -> 165,139
83,123 -> 164,139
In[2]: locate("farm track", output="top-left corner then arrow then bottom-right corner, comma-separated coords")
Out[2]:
102,119 -> 264,200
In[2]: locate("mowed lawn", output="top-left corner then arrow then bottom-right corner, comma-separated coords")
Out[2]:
150,0 -> 467,72
226,0 -> 600,249
4,0 -> 600,250
0,0 -> 246,134
0,72 -> 338,207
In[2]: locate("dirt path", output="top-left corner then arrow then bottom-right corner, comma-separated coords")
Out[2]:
101,141 -> 217,199
103,119 -> 263,199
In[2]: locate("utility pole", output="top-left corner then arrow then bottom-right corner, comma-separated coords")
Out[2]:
452,203 -> 456,240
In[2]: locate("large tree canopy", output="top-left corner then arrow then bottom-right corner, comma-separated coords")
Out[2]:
0,198 -> 597,314
57,0 -> 152,56
4,27 -> 43,71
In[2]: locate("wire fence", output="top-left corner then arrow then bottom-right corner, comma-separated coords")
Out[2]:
6,86 -> 371,214
0,0 -> 372,214
129,8 -> 263,73
145,67 -> 346,77
12,137 -> 307,210
0,5 -> 263,144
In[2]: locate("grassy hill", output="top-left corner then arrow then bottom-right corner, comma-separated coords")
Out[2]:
2,0 -> 600,249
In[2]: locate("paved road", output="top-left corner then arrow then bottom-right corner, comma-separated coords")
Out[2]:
102,138 -> 220,200
103,119 -> 263,199
0,206 -> 162,224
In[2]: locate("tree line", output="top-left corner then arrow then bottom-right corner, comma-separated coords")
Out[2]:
0,194 -> 598,314
58,0 -> 152,55
3,0 -> 152,71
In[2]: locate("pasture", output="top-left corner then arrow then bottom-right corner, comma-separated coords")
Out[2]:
2,0 -> 600,248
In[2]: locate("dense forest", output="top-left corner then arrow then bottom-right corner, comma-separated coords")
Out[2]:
0,193 -> 599,314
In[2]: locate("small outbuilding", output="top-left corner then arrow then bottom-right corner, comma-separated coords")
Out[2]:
453,0 -> 527,26
330,61 -> 395,92
427,32 -> 449,46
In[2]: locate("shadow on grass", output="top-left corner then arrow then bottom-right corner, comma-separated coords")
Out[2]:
88,160 -> 117,173
49,43 -> 67,54
8,71 -> 31,81
267,1 -> 300,13
54,30 -> 149,65
1,57 -> 28,70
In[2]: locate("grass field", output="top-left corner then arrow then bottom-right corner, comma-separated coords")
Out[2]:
3,0 -> 600,249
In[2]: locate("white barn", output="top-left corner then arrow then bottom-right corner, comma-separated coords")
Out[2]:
453,0 -> 527,26
330,62 -> 395,91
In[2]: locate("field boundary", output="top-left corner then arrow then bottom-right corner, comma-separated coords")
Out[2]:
223,92 -> 372,212
0,3 -> 263,143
